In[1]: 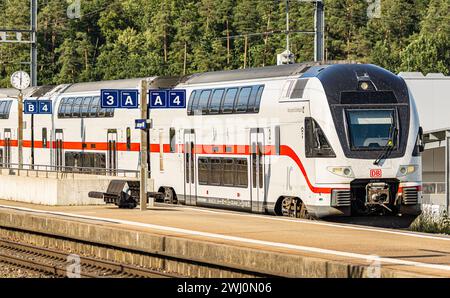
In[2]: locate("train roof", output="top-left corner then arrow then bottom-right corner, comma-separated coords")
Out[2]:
61,78 -> 153,93
182,60 -> 360,85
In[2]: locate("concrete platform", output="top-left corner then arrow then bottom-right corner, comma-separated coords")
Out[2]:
0,199 -> 450,277
0,170 -> 150,206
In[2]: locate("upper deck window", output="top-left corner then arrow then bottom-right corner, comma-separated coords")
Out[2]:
209,89 -> 224,114
58,96 -> 114,119
0,100 -> 12,119
197,90 -> 212,115
235,87 -> 252,113
187,84 -> 264,116
221,88 -> 238,114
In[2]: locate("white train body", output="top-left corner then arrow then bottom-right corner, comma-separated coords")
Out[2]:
0,63 -> 422,218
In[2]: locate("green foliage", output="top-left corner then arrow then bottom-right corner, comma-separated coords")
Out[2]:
410,210 -> 450,235
0,0 -> 448,87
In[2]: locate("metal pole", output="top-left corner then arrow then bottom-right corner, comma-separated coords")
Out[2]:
446,131 -> 450,215
30,0 -> 37,86
314,0 -> 324,62
140,80 -> 149,210
286,0 -> 290,52
18,92 -> 24,169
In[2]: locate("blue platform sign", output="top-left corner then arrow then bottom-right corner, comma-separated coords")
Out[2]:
24,100 -> 38,114
101,89 -> 120,108
135,119 -> 148,130
120,90 -> 138,109
168,90 -> 186,108
149,90 -> 168,109
38,100 -> 53,114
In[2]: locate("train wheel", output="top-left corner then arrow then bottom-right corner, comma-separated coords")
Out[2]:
163,187 -> 175,204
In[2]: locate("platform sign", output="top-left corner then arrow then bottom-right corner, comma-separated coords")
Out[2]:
24,100 -> 38,114
101,89 -> 120,108
120,90 -> 138,109
168,90 -> 186,108
149,90 -> 168,109
38,100 -> 53,114
135,119 -> 148,130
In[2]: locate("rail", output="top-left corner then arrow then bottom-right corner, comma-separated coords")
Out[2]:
0,163 -> 141,179
0,239 -> 176,278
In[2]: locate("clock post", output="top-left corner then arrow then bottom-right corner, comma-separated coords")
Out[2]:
10,71 -> 31,170
18,91 -> 24,169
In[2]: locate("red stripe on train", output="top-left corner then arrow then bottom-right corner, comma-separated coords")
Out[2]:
0,139 -> 331,194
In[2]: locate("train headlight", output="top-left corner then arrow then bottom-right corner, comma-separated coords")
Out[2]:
327,166 -> 354,178
360,82 -> 369,90
397,165 -> 418,177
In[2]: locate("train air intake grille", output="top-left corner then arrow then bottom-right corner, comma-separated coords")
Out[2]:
331,189 -> 351,207
403,188 -> 419,205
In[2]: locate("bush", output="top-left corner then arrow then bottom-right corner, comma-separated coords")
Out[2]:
410,209 -> 450,234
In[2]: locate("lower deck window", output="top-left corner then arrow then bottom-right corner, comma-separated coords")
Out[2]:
65,152 -> 106,171
198,157 -> 248,188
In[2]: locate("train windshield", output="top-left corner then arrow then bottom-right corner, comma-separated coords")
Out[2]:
347,109 -> 396,150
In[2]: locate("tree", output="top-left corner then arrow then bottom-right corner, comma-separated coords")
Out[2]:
399,0 -> 450,74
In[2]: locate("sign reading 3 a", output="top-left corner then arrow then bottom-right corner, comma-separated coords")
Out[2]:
101,89 -> 139,109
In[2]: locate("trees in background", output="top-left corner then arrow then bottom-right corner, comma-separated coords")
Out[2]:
0,0 -> 448,87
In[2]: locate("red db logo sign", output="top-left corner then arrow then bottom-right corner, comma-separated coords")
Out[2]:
370,169 -> 382,178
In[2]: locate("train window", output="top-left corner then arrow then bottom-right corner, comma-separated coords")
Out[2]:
221,88 -> 238,114
222,158 -> 235,186
89,96 -> 100,117
58,98 -> 67,118
305,117 -> 336,158
64,98 -> 75,117
235,87 -> 252,113
253,86 -> 264,112
81,97 -> 92,118
126,127 -> 131,151
65,152 -> 106,173
42,128 -> 47,148
246,87 -> 259,113
189,85 -> 264,116
0,101 -> 10,119
105,108 -> 114,117
187,91 -> 196,115
198,157 -> 209,185
209,158 -> 222,185
209,89 -> 224,114
197,90 -> 212,114
0,102 -> 5,118
235,159 -> 248,187
71,97 -> 83,117
98,106 -> 107,117
169,128 -> 176,153
191,91 -> 201,115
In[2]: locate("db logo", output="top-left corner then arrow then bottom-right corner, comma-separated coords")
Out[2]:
370,169 -> 382,178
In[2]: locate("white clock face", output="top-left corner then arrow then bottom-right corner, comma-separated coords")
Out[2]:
10,71 -> 31,90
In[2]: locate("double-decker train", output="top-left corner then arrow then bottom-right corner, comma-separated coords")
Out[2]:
0,62 -> 423,219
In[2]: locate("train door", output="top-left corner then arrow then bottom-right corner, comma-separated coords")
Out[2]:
55,129 -> 64,170
4,129 -> 12,168
250,128 -> 265,212
0,131 -> 3,167
183,129 -> 196,205
55,129 -> 64,171
107,129 -> 118,174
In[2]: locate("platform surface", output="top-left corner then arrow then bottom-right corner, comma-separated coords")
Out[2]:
0,199 -> 450,277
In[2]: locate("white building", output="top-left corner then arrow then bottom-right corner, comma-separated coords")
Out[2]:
400,72 -> 450,214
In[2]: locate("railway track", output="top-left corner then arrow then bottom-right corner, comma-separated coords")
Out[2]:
0,239 -> 178,278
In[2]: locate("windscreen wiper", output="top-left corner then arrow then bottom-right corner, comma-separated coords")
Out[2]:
373,125 -> 397,165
